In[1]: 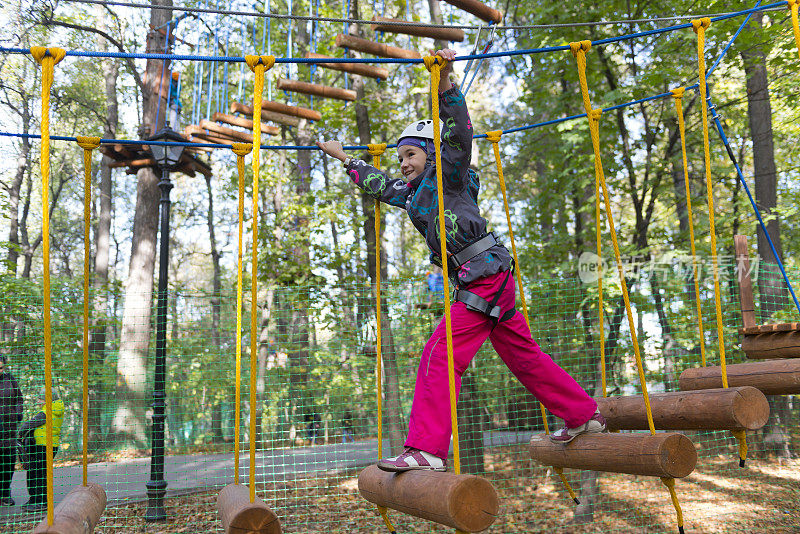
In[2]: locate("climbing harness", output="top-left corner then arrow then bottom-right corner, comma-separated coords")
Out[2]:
453,268 -> 516,325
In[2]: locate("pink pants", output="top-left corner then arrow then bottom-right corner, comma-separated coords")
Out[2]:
405,270 -> 598,459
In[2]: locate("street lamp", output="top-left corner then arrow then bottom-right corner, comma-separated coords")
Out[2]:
145,127 -> 185,522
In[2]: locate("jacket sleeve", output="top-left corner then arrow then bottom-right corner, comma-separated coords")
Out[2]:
18,412 -> 45,438
346,159 -> 411,209
438,84 -> 473,192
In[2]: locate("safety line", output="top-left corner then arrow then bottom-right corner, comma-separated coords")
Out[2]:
709,99 -> 800,317
63,0 -> 787,31
0,2 -> 789,64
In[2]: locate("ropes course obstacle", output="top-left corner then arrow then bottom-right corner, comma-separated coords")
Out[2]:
215,57 -> 282,534
15,1 -> 800,532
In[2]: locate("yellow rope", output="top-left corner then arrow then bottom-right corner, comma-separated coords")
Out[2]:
671,88 -> 707,368
594,132 -> 606,399
661,477 -> 685,531
230,142 -> 252,485
569,41 -> 656,436
367,143 -> 396,534
424,55 -> 461,476
789,0 -> 800,60
692,19 -> 729,388
245,54 -> 275,502
31,46 -> 66,526
486,129 -> 579,504
76,135 -> 100,487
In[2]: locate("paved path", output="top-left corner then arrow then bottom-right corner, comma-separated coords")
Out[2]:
0,430 -> 533,515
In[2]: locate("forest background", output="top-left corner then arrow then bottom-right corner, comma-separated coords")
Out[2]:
1,0 -> 799,512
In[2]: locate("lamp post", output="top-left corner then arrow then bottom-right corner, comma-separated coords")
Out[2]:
145,127 -> 186,522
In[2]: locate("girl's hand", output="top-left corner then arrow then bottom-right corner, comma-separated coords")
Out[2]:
430,49 -> 456,90
316,140 -> 348,162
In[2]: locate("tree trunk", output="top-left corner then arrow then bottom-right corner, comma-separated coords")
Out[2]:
111,0 -> 172,447
741,13 -> 791,459
88,11 -> 119,449
205,173 -> 224,443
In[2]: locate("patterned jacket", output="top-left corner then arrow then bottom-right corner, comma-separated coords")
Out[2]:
345,85 -> 512,286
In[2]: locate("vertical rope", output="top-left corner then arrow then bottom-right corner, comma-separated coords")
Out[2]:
661,478 -> 686,534
366,143 -> 395,534
423,55 -> 461,477
76,135 -> 101,487
569,41 -> 656,435
31,45 -> 66,527
692,18 -> 729,389
231,142 -> 252,485
486,130 -> 580,504
245,54 -> 275,502
789,0 -> 800,60
671,88 -> 707,367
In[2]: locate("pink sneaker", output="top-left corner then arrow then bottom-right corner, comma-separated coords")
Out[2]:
550,410 -> 607,444
377,447 -> 447,472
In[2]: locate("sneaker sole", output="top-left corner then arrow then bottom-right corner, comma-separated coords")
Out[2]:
376,462 -> 447,473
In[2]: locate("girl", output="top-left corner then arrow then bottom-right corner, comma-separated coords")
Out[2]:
317,49 -> 605,472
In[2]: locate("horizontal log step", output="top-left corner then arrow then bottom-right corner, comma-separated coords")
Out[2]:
359,465 -> 498,533
370,16 -> 465,42
212,112 -> 281,135
442,0 -> 503,23
679,359 -> 800,395
306,52 -> 389,80
596,386 -> 769,431
529,432 -> 697,478
335,33 -> 421,59
277,78 -> 357,102
229,102 -> 303,127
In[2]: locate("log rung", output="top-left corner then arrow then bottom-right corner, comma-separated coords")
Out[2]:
334,33 -> 421,60
528,432 -> 697,478
596,386 -> 769,431
740,322 -> 800,335
370,16 -> 466,42
276,78 -> 357,102
217,484 -> 281,534
358,466 -> 498,533
679,358 -> 800,395
33,483 -> 107,534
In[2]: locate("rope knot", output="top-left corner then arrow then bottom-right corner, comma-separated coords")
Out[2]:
245,55 -> 276,72
485,130 -> 503,143
670,87 -> 685,99
30,47 -> 66,65
692,18 -> 711,33
423,55 -> 445,72
76,136 -> 101,150
589,108 -> 603,121
231,142 -> 253,157
789,0 -> 798,7
367,143 -> 387,156
569,40 -> 592,57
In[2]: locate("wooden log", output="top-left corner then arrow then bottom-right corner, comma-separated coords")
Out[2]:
32,483 -> 107,534
358,465 -> 498,532
742,330 -> 800,358
276,78 -> 357,102
305,52 -> 389,80
184,126 -> 236,145
679,359 -> 800,395
371,16 -> 466,42
229,102 -> 302,127
442,0 -> 503,23
596,386 -> 769,431
108,157 -> 156,168
199,120 -> 255,143
528,432 -> 697,478
741,322 -> 800,335
217,484 -> 281,534
734,235 -> 757,330
335,33 -> 421,59
212,113 -> 281,135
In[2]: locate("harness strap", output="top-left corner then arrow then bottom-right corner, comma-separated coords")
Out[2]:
450,232 -> 498,268
454,269 -> 516,325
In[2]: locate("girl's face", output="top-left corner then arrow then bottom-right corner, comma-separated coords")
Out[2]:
398,145 -> 427,180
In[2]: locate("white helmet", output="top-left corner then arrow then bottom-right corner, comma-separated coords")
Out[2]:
397,119 -> 440,144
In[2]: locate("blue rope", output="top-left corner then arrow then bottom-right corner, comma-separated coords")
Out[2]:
2,2 -> 787,63
708,99 -> 800,317
707,0 -> 761,80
